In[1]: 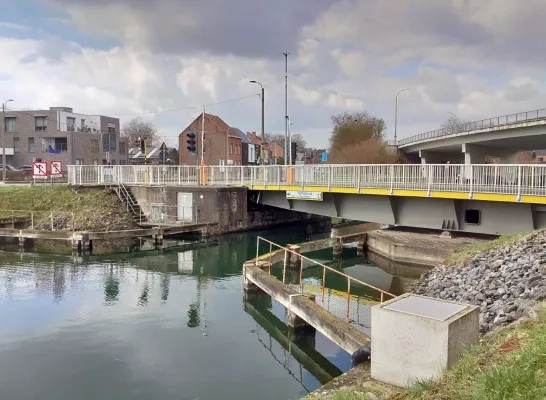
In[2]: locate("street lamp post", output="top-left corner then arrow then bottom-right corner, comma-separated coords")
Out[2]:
283,51 -> 290,165
2,99 -> 14,183
249,80 -> 265,164
394,89 -> 408,146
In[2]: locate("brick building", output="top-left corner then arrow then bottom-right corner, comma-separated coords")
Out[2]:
178,112 -> 243,166
1,106 -> 128,169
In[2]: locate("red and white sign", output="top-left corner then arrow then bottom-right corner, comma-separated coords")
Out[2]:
50,160 -> 62,177
32,161 -> 48,178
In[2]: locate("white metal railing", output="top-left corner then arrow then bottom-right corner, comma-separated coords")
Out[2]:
67,164 -> 546,198
398,108 -> 546,146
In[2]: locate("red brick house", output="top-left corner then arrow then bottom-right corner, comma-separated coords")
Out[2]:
178,112 -> 243,166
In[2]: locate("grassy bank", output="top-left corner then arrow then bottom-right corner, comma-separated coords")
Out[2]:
0,185 -> 135,231
316,306 -> 546,400
443,231 -> 529,266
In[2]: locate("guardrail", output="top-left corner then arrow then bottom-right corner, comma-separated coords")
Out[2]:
68,164 -> 546,198
397,108 -> 546,146
255,236 -> 395,320
0,209 -> 75,231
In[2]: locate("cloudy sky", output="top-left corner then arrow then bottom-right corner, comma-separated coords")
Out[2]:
1,0 -> 545,148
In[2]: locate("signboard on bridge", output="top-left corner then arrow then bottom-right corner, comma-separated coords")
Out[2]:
32,161 -> 48,178
50,160 -> 62,177
286,191 -> 323,201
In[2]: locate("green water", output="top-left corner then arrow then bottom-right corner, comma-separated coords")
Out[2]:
0,226 -> 418,400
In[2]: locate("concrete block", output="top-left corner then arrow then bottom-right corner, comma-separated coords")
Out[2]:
371,293 -> 479,387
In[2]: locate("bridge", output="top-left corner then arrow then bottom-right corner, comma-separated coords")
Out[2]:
395,108 -> 546,165
68,164 -> 546,235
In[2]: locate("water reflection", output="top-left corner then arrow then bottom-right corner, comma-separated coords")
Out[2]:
0,224 -> 350,400
0,223 -> 429,400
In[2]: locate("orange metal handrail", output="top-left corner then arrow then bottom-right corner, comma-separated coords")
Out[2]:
254,236 -> 396,319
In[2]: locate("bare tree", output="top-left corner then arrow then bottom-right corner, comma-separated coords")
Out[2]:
264,132 -> 306,151
121,117 -> 160,147
441,115 -> 478,135
330,137 -> 405,164
329,111 -> 387,152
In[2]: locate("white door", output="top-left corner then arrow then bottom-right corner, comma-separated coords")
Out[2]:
177,192 -> 193,223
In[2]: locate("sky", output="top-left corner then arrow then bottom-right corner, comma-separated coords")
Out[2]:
1,0 -> 546,149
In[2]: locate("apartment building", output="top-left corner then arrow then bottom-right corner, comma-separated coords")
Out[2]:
2,106 -> 128,169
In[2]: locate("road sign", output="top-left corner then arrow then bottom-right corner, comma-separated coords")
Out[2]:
32,161 -> 48,178
286,191 -> 323,201
50,160 -> 62,177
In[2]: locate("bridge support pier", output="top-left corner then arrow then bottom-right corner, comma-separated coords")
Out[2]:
356,239 -> 366,256
288,293 -> 317,339
72,232 -> 92,255
243,261 -> 272,292
333,238 -> 343,260
152,227 -> 164,249
287,244 -> 301,268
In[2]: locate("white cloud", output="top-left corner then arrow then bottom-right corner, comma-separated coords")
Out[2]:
3,0 -> 546,150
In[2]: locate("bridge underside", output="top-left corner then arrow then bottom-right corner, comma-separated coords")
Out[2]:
256,191 -> 546,235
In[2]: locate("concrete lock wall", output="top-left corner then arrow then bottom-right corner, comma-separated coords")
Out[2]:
130,186 -> 320,235
371,293 -> 479,388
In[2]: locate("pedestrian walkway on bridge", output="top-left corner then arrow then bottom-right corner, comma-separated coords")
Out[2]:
69,163 -> 546,204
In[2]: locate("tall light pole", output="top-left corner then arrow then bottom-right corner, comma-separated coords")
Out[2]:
394,89 -> 408,146
249,80 -> 265,164
283,51 -> 290,165
2,99 -> 14,183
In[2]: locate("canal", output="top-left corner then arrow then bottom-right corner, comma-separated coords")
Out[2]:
0,225 -> 419,400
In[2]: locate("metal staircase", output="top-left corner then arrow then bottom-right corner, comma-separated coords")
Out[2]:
113,182 -> 147,224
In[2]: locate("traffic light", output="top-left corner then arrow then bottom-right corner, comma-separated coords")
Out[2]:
136,137 -> 145,150
186,131 -> 197,154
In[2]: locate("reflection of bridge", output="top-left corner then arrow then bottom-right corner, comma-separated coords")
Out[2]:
243,298 -> 342,393
69,164 -> 546,235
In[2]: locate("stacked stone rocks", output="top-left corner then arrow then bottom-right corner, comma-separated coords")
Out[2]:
413,231 -> 546,334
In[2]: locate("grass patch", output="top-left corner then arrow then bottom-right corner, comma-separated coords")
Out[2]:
0,186 -> 133,230
443,232 -> 530,266
392,306 -> 546,400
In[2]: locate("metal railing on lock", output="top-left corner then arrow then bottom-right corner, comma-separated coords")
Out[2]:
66,164 -> 546,198
0,209 -> 75,231
397,108 -> 546,146
254,237 -> 396,321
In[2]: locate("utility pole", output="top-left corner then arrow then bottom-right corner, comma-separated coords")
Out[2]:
2,99 -> 13,183
249,80 -> 265,164
283,51 -> 290,165
394,88 -> 408,146
201,107 -> 205,165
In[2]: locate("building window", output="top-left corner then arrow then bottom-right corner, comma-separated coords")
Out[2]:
66,117 -> 76,132
4,117 -> 16,132
103,134 -> 116,152
119,141 -> 126,155
230,144 -> 233,154
91,139 -> 99,153
28,137 -> 35,153
108,122 -> 116,134
13,137 -> 20,153
76,159 -> 84,165
35,116 -> 47,132
119,160 -> 126,165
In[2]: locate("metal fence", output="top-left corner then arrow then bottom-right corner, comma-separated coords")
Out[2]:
397,108 -> 546,146
67,164 -> 546,198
